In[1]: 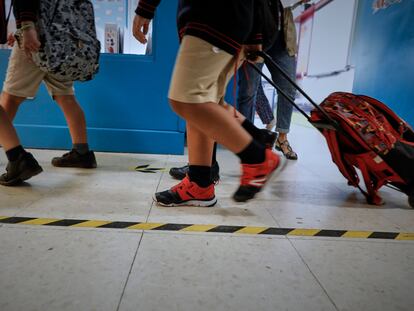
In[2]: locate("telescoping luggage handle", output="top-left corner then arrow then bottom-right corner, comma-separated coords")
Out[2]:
249,51 -> 340,132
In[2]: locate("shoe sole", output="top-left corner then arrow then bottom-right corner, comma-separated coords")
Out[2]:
0,166 -> 43,187
153,195 -> 217,207
233,154 -> 287,203
52,163 -> 97,169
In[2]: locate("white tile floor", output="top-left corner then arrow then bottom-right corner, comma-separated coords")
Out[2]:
1,122 -> 413,311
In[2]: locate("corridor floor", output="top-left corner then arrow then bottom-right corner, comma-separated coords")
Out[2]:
1,123 -> 413,311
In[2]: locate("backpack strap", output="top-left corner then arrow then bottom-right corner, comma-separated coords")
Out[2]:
345,153 -> 383,205
322,129 -> 360,186
346,151 -> 406,205
323,128 -> 385,205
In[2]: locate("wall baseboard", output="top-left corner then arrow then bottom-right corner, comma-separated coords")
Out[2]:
15,125 -> 185,155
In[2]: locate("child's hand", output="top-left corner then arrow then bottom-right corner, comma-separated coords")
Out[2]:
133,14 -> 151,44
22,27 -> 41,59
7,33 -> 15,47
244,44 -> 263,63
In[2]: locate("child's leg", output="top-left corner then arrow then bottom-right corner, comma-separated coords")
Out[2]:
155,35 -> 284,205
171,100 -> 252,154
0,104 -> 42,186
0,104 -> 20,151
222,104 -> 277,149
168,138 -> 220,182
0,45 -> 45,186
186,123 -> 216,187
0,92 -> 25,120
187,122 -> 215,166
51,95 -> 96,169
2,44 -> 44,120
54,95 -> 88,145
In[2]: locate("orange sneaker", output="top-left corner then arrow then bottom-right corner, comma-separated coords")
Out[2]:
154,176 -> 217,207
233,149 -> 285,202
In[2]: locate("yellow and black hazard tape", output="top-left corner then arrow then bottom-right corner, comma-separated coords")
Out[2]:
1,216 -> 414,240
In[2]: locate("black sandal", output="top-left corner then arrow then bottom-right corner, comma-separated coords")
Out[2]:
275,139 -> 298,160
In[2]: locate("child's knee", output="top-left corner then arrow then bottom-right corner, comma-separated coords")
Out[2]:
54,95 -> 77,107
169,98 -> 186,116
1,93 -> 24,108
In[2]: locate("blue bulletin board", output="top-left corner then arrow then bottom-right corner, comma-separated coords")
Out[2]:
352,0 -> 414,126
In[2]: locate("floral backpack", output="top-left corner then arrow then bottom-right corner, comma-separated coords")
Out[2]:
32,0 -> 101,82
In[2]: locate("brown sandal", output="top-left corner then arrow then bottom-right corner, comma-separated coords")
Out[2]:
275,139 -> 298,160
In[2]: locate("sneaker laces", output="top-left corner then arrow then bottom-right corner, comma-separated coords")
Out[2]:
171,176 -> 192,192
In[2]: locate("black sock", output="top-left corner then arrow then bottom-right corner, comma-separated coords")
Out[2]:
188,165 -> 212,187
73,143 -> 89,155
241,119 -> 264,142
211,143 -> 217,164
237,140 -> 266,164
6,145 -> 26,162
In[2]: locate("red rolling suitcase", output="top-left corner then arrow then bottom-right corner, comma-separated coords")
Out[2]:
250,51 -> 414,208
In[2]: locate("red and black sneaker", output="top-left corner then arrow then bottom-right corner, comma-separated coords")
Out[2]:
233,149 -> 285,202
154,176 -> 217,207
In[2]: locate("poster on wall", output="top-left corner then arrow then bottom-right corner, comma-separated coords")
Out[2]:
92,0 -> 126,53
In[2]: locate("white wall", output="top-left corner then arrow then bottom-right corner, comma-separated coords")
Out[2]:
297,0 -> 357,104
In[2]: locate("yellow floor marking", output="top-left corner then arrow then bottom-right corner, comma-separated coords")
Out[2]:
2,215 -> 413,241
396,233 -> 414,241
342,231 -> 373,239
181,224 -> 217,232
20,218 -> 59,225
72,220 -> 112,228
236,226 -> 268,234
127,223 -> 164,230
288,229 -> 321,236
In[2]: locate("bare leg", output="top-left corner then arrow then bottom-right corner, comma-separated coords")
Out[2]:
0,105 -> 20,151
1,92 -> 25,120
276,132 -> 297,160
223,103 -> 246,124
278,132 -> 287,142
54,95 -> 87,144
170,100 -> 252,154
187,122 -> 215,166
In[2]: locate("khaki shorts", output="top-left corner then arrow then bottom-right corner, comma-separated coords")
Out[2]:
168,35 -> 245,105
3,45 -> 74,98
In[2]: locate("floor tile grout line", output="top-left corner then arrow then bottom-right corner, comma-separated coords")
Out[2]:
287,237 -> 340,311
12,194 -> 46,218
116,231 -> 145,311
296,157 -> 410,211
144,154 -> 169,223
265,206 -> 283,228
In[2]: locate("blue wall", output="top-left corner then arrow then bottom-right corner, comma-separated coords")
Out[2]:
352,0 -> 414,126
0,0 -> 185,155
